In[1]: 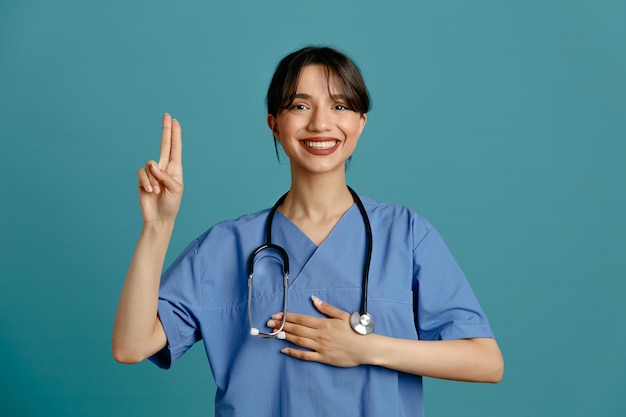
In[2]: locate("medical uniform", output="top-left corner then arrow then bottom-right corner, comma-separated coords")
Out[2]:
150,195 -> 494,417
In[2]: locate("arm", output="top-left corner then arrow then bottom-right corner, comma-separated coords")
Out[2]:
268,296 -> 504,383
365,334 -> 503,383
112,114 -> 183,364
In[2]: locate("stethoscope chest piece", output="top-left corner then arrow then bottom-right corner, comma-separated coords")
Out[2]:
350,311 -> 375,335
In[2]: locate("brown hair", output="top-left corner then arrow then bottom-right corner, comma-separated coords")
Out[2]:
266,46 -> 371,117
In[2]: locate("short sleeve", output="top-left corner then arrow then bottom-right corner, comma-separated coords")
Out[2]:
148,238 -> 204,369
413,222 -> 494,341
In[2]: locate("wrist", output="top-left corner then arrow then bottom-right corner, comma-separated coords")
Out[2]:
358,333 -> 387,367
141,218 -> 176,235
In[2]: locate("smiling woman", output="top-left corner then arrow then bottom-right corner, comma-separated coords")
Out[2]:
267,64 -> 367,181
266,46 -> 370,164
112,45 -> 503,417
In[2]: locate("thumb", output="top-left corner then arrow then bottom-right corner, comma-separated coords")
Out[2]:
311,296 -> 348,319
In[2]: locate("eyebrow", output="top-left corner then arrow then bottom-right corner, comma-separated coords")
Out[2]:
292,93 -> 348,100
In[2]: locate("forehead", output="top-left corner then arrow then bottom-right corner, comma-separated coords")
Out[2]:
293,64 -> 344,93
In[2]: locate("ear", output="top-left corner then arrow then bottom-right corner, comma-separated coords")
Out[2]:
267,114 -> 279,139
358,113 -> 367,136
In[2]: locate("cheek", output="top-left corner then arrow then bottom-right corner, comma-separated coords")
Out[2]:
275,118 -> 299,139
342,120 -> 364,139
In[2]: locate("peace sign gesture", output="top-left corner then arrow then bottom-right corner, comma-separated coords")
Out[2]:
137,113 -> 184,224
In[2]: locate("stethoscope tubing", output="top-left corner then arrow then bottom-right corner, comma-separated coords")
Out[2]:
247,186 -> 374,337
247,243 -> 290,338
347,186 -> 373,317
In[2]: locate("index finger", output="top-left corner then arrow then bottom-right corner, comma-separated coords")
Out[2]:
281,312 -> 325,329
158,113 -> 173,169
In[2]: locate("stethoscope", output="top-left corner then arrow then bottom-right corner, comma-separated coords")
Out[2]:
247,186 -> 375,338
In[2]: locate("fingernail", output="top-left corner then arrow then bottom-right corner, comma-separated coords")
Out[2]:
153,185 -> 160,194
267,320 -> 276,327
311,295 -> 322,305
271,313 -> 283,319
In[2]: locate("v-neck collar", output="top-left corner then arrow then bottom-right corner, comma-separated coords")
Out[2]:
271,204 -> 361,287
274,203 -> 358,248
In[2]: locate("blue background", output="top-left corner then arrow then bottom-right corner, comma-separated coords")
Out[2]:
1,1 -> 625,416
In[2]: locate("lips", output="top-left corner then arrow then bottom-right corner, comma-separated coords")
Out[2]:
302,140 -> 338,149
299,138 -> 340,155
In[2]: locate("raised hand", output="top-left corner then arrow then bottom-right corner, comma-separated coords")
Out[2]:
137,113 -> 184,224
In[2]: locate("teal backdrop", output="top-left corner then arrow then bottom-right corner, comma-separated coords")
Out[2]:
1,1 -> 624,416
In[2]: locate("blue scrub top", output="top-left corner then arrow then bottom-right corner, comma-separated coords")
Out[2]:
150,195 -> 493,417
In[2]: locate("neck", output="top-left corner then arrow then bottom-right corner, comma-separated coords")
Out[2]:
280,174 -> 354,223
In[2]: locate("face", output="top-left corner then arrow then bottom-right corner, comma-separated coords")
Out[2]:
267,64 -> 367,177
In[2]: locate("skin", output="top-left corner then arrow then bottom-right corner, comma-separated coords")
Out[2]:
268,297 -> 503,382
112,113 -> 179,363
112,65 -> 504,383
266,65 -> 367,245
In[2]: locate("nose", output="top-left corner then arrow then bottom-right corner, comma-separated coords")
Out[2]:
307,107 -> 331,132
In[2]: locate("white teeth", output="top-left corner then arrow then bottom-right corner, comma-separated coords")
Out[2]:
303,140 -> 337,149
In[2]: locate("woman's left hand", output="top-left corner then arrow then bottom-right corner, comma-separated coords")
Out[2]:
267,296 -> 370,367
267,297 -> 504,382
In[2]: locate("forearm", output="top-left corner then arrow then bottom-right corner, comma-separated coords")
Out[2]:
112,220 -> 174,363
364,336 -> 504,383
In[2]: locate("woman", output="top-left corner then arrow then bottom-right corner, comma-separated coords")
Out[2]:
113,46 -> 503,417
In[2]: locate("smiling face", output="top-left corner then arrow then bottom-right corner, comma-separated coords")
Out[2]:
267,64 -> 367,178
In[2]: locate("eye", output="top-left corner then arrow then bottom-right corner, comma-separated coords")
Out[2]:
286,103 -> 309,111
334,104 -> 353,111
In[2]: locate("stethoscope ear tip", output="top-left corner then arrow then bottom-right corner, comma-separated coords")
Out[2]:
250,328 -> 260,336
277,331 -> 286,340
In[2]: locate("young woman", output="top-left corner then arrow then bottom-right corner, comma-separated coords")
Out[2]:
113,46 -> 503,417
